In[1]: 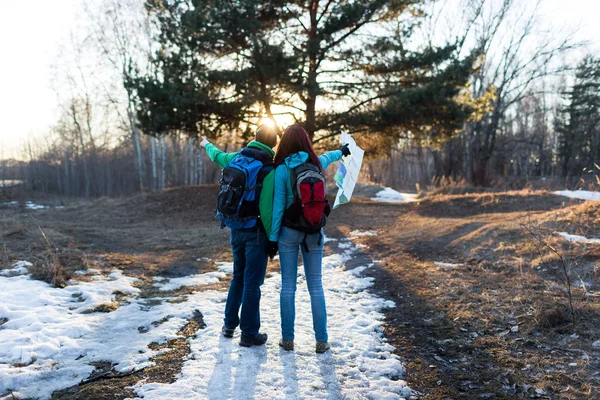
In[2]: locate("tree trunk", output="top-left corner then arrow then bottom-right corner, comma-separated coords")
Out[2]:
184,137 -> 189,186
161,134 -> 167,189
196,142 -> 204,184
128,105 -> 145,191
71,102 -> 90,198
151,136 -> 157,190
190,137 -> 197,184
466,124 -> 477,184
305,0 -> 319,140
63,151 -> 70,195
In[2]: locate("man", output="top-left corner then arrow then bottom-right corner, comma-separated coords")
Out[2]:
200,125 -> 278,347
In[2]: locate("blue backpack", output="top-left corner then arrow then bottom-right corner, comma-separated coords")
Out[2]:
216,148 -> 273,230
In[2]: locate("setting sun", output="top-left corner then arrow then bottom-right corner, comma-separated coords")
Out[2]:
258,118 -> 275,128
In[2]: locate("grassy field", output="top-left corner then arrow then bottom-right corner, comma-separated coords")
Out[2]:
1,185 -> 599,399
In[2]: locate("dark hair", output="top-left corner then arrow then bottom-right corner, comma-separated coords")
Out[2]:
274,125 -> 322,170
255,124 -> 278,148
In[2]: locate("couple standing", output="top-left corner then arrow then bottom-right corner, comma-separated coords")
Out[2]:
200,125 -> 350,353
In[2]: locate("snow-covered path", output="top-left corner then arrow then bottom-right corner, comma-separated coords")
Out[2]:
553,190 -> 600,201
1,238 -> 411,400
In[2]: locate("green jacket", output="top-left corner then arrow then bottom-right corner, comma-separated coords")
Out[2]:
204,140 -> 275,236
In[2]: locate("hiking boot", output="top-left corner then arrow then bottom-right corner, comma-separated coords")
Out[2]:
239,332 -> 268,347
222,326 -> 235,338
316,341 -> 331,353
279,339 -> 294,351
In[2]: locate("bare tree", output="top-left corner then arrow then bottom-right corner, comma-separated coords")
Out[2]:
83,0 -> 153,191
466,0 -> 579,184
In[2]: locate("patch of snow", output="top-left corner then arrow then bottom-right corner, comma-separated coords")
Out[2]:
553,190 -> 600,201
1,242 -> 410,399
0,201 -> 55,210
152,271 -> 227,292
0,180 -> 23,187
216,261 -> 234,274
337,240 -> 353,249
0,200 -> 65,210
573,280 -> 592,289
434,261 -> 463,268
73,269 -> 101,276
349,229 -> 379,238
371,187 -> 418,203
132,250 -> 409,400
555,232 -> 600,244
0,261 -> 32,277
0,270 -> 151,399
322,235 -> 338,243
24,201 -> 49,210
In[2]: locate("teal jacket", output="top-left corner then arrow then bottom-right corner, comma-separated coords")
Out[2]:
204,140 -> 275,236
269,150 -> 343,242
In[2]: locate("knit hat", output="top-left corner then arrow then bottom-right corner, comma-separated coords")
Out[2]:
255,125 -> 278,149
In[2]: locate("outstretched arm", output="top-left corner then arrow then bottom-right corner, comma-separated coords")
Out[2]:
200,136 -> 238,168
318,150 -> 343,171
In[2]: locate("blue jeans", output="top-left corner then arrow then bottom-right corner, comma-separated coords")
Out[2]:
279,227 -> 328,342
223,229 -> 268,337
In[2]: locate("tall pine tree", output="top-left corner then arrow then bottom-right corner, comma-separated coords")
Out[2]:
557,56 -> 600,176
137,0 -> 478,142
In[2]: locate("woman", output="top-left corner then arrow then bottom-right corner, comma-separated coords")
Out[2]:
269,125 -> 350,353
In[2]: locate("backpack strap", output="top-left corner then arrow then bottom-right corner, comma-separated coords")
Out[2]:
301,231 -> 324,253
301,232 -> 309,253
289,163 -> 305,201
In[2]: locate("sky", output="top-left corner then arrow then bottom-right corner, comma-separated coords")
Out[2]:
0,0 -> 599,159
0,0 -> 77,159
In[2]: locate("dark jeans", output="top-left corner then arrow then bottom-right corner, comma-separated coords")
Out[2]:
223,229 -> 268,337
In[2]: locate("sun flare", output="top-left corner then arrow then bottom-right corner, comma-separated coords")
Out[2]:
258,118 -> 276,128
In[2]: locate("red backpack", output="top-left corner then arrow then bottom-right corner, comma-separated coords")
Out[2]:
283,162 -> 331,251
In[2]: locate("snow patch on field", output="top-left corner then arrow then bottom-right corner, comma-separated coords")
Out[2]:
0,261 -> 32,277
24,202 -> 49,210
0,270 -> 151,399
555,232 -> 600,244
371,188 -> 418,203
323,234 -> 338,243
573,280 -> 593,289
152,271 -> 227,291
216,261 -> 234,274
434,261 -> 463,268
1,241 -> 410,399
0,180 -> 23,187
349,229 -> 379,238
132,250 -> 410,400
0,201 -> 63,210
553,190 -> 600,201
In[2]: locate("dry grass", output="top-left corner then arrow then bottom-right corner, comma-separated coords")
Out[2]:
28,228 -> 72,288
81,302 -> 120,314
0,243 -> 11,270
325,190 -> 600,399
420,177 -> 488,198
50,310 -> 207,400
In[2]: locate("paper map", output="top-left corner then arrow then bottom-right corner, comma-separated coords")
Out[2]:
333,131 -> 364,208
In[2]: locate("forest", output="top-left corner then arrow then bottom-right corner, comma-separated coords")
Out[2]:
1,0 -> 598,197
